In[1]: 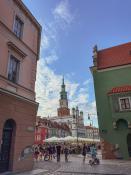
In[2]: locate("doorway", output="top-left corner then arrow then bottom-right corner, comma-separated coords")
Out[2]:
127,134 -> 131,157
0,119 -> 16,173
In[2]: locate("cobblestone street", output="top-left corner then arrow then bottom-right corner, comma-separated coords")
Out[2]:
33,154 -> 131,175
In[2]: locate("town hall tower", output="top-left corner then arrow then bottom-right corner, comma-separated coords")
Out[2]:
57,77 -> 70,116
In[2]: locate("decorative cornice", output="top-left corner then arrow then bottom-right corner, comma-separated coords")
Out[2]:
13,0 -> 41,30
89,66 -> 97,74
97,64 -> 131,72
7,41 -> 27,58
0,87 -> 38,106
92,45 -> 98,67
0,74 -> 35,94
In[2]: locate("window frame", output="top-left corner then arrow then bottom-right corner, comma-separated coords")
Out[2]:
119,97 -> 131,111
13,15 -> 24,39
8,55 -> 20,84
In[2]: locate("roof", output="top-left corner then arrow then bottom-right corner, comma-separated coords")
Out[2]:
85,126 -> 98,130
108,85 -> 131,95
97,42 -> 131,70
36,117 -> 70,131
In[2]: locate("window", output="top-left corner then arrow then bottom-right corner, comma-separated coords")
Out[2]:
13,16 -> 23,38
8,55 -> 20,83
119,97 -> 131,111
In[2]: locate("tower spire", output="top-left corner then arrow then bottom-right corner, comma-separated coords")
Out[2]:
62,75 -> 65,85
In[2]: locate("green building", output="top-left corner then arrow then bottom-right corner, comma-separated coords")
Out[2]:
91,42 -> 131,159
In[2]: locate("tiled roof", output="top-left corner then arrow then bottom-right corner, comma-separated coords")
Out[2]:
97,42 -> 131,70
85,126 -> 98,130
36,117 -> 70,131
108,85 -> 131,94
85,126 -> 93,129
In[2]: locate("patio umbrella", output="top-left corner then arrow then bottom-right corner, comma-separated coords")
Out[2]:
45,136 -> 58,142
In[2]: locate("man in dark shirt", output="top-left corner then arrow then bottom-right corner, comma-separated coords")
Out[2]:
56,144 -> 61,162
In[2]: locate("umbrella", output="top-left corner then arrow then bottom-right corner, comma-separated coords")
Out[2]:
45,136 -> 58,142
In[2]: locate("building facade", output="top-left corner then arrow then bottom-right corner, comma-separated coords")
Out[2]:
0,0 -> 41,173
91,42 -> 131,159
35,118 -> 48,145
85,126 -> 100,140
35,116 -> 71,141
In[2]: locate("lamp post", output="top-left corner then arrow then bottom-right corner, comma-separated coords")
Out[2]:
88,114 -> 94,142
72,106 -> 79,145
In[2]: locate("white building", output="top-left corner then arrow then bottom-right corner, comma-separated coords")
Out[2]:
85,126 -> 100,139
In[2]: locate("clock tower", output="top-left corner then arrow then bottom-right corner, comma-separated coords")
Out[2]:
57,77 -> 70,117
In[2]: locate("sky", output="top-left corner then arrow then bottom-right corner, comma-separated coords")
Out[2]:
23,0 -> 131,126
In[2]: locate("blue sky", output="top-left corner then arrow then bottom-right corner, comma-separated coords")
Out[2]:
23,0 -> 131,126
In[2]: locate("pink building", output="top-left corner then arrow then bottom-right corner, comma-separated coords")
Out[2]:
0,0 -> 41,173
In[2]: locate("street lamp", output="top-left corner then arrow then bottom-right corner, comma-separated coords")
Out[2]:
88,114 -> 94,142
72,106 -> 79,145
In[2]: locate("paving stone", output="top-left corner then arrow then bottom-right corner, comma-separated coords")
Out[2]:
33,154 -> 131,175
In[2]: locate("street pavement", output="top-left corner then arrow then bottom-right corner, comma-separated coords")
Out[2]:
4,153 -> 131,175
33,154 -> 131,175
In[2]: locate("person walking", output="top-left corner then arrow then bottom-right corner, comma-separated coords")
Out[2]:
49,144 -> 53,160
90,144 -> 97,159
64,144 -> 69,162
56,144 -> 61,162
34,147 -> 39,161
82,143 -> 87,163
52,144 -> 56,159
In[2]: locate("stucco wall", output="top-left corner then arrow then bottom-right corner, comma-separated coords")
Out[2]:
0,0 -> 39,53
93,66 -> 131,159
0,0 -> 40,100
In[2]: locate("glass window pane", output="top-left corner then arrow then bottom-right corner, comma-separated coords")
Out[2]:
120,98 -> 131,110
13,16 -> 23,38
8,55 -> 20,83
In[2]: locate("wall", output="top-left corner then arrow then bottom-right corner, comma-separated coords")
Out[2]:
0,0 -> 40,100
0,91 -> 38,172
0,0 -> 39,53
93,65 -> 131,159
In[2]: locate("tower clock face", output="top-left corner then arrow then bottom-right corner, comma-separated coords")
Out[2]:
60,100 -> 68,108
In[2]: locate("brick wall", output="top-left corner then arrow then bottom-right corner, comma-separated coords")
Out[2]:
57,107 -> 70,116
101,139 -> 116,159
0,90 -> 38,173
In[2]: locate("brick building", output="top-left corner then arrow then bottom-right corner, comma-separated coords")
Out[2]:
91,42 -> 131,159
0,0 -> 41,173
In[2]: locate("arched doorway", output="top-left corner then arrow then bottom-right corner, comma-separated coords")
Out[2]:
127,134 -> 131,157
0,119 -> 16,173
116,119 -> 128,130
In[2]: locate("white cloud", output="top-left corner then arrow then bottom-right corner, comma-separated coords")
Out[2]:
53,0 -> 74,29
35,0 -> 97,125
41,33 -> 49,50
36,58 -> 97,122
44,54 -> 58,65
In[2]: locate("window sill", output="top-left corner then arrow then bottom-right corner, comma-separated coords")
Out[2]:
119,109 -> 131,112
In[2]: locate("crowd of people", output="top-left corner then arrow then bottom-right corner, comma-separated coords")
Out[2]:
33,143 -> 100,163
